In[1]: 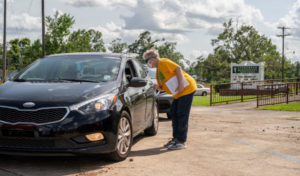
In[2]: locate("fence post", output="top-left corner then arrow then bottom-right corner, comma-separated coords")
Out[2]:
210,84 -> 212,106
271,84 -> 274,98
257,85 -> 259,108
296,82 -> 298,95
241,82 -> 244,102
286,83 -> 289,104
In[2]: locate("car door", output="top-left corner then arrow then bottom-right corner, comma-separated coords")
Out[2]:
196,84 -> 203,96
126,60 -> 147,133
134,61 -> 154,125
132,60 -> 149,127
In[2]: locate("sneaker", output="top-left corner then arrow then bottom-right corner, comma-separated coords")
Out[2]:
163,138 -> 177,148
168,142 -> 186,150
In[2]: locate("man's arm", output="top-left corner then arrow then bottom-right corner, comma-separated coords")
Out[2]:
175,66 -> 184,93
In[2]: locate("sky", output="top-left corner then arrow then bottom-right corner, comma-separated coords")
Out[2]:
1,0 -> 300,63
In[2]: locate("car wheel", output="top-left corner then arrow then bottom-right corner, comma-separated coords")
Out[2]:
202,92 -> 207,96
275,89 -> 279,94
104,111 -> 132,162
167,112 -> 171,119
144,102 -> 159,136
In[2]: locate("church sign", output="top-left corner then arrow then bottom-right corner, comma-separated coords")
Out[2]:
231,61 -> 265,89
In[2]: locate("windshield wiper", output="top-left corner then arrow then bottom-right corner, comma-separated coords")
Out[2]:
14,79 -> 27,82
47,78 -> 99,83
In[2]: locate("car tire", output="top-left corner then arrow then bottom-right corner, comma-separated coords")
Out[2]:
167,112 -> 171,119
104,111 -> 132,162
202,92 -> 207,96
144,102 -> 159,136
275,89 -> 279,94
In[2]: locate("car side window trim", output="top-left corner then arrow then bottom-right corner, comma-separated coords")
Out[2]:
131,59 -> 146,79
126,59 -> 138,77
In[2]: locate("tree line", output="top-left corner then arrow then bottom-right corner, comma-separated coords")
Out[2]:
0,11 -> 299,82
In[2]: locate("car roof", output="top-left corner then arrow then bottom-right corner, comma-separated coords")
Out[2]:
45,52 -> 125,58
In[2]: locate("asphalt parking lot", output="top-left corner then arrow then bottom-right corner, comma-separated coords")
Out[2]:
0,101 -> 300,176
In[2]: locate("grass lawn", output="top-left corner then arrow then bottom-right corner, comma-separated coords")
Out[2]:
192,96 -> 211,106
192,95 -> 258,106
258,102 -> 300,111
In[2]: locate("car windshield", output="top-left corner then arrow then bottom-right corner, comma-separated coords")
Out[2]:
147,68 -> 157,79
16,55 -> 121,82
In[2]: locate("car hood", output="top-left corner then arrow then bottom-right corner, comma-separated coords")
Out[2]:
0,81 -> 118,108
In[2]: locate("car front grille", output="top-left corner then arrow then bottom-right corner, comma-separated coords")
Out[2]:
0,107 -> 68,125
0,138 -> 74,149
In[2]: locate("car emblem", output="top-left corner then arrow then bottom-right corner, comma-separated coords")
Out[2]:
23,102 -> 35,108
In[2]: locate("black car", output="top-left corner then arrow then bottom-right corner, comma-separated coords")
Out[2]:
0,53 -> 159,161
143,65 -> 173,119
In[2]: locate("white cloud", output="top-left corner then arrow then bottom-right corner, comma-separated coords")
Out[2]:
51,8 -> 64,17
91,21 -> 189,46
64,0 -> 267,35
189,50 -> 209,61
63,0 -> 137,9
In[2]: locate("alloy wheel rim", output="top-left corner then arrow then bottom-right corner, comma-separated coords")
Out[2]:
117,117 -> 131,155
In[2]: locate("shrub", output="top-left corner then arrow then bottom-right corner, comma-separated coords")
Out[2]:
213,79 -> 230,93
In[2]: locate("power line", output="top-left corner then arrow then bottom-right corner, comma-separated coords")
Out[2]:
10,1 -> 20,38
19,0 -> 34,38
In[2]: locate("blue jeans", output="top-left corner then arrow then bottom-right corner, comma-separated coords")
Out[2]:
169,91 -> 195,143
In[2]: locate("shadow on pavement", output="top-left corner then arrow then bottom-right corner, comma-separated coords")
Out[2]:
129,146 -> 172,157
159,117 -> 171,123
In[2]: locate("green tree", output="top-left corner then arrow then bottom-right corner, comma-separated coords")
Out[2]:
128,31 -> 164,63
23,39 -> 42,67
296,61 -> 300,78
65,29 -> 91,52
19,38 -> 31,69
45,10 -> 75,54
46,11 -> 105,54
88,29 -> 106,52
7,38 -> 31,70
192,55 -> 205,78
211,18 -> 277,64
156,42 -> 185,69
108,38 -> 128,53
200,18 -> 288,81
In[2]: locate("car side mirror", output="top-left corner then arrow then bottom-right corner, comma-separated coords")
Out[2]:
129,77 -> 147,87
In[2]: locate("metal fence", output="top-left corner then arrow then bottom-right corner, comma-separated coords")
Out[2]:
210,78 -> 300,106
257,82 -> 300,107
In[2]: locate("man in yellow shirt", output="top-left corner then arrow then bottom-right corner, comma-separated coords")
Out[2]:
143,48 -> 197,150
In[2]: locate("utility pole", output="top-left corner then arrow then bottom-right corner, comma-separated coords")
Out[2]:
2,0 -> 6,81
42,0 -> 45,57
277,27 -> 291,79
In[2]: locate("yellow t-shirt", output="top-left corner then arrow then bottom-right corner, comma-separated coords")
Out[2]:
156,58 -> 197,99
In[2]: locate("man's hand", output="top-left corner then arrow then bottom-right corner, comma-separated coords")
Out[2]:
175,84 -> 184,93
153,84 -> 162,91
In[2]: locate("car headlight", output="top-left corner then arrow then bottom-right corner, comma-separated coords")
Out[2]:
70,93 -> 117,115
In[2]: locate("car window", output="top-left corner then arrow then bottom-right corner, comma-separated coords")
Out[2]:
147,68 -> 157,79
18,60 -> 54,80
132,60 -> 146,78
18,56 -> 121,82
197,85 -> 203,88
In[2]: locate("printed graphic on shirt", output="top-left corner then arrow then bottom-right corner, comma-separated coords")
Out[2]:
159,72 -> 165,82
